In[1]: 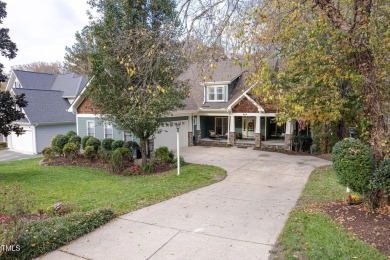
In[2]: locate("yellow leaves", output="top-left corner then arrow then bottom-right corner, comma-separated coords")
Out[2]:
157,85 -> 167,94
127,67 -> 136,77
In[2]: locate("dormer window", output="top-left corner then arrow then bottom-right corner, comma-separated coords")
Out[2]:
206,85 -> 227,102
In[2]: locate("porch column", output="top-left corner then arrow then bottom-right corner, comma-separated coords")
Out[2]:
196,116 -> 201,144
264,117 -> 267,141
284,120 -> 292,150
229,115 -> 235,145
188,116 -> 193,147
255,115 -> 261,148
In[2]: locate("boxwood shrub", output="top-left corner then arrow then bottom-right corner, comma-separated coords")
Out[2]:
112,140 -> 124,150
1,208 -> 116,260
86,137 -> 101,152
68,135 -> 81,150
81,135 -> 92,149
83,146 -> 96,160
331,138 -> 374,195
62,143 -> 79,160
50,134 -> 69,154
101,138 -> 115,151
155,146 -> 171,163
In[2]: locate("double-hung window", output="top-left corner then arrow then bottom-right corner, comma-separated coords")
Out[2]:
87,121 -> 95,136
124,132 -> 133,142
104,123 -> 113,139
207,85 -> 226,102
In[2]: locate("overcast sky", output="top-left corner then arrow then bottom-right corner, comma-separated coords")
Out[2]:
2,0 -> 90,72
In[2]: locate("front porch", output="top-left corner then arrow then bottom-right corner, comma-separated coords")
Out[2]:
195,115 -> 291,149
198,136 -> 287,149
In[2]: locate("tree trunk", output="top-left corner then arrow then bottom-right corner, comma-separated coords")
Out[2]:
140,138 -> 147,165
354,45 -> 388,161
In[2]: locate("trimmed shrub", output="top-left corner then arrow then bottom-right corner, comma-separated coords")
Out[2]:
68,135 -> 81,150
141,161 -> 155,174
66,130 -> 77,138
372,159 -> 390,194
1,209 -> 115,260
124,140 -> 140,152
332,138 -> 374,195
83,146 -> 96,161
112,140 -> 125,150
81,135 -> 92,149
86,137 -> 101,152
42,146 -> 60,159
62,143 -> 79,160
115,147 -> 131,161
173,156 -> 186,168
0,141 -> 7,150
46,202 -> 78,217
51,134 -> 69,153
101,138 -> 115,151
155,146 -> 171,163
110,149 -> 125,174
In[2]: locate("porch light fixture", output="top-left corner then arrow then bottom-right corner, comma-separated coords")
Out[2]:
175,123 -> 181,176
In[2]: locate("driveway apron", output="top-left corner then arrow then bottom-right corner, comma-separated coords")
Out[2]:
41,147 -> 331,260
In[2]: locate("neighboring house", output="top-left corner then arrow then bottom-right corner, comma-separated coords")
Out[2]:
69,61 -> 295,151
5,70 -> 88,154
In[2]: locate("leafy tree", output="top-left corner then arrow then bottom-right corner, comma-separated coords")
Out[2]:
12,61 -> 66,74
0,91 -> 28,137
64,26 -> 94,76
234,0 -> 389,161
0,1 -> 17,82
76,0 -> 188,165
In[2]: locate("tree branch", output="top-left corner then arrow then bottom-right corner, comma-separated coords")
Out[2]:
312,0 -> 351,32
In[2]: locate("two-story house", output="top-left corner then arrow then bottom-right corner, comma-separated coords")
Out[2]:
69,61 -> 295,151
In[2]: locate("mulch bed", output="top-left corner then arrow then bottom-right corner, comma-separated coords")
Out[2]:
321,200 -> 390,256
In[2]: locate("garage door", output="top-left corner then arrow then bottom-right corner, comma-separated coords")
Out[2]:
154,120 -> 188,151
10,127 -> 34,154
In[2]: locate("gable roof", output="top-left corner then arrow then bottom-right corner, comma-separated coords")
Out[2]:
179,60 -> 249,111
12,70 -> 87,98
12,88 -> 75,124
13,70 -> 56,90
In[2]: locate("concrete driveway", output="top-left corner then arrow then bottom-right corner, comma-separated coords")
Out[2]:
41,147 -> 330,260
0,150 -> 40,162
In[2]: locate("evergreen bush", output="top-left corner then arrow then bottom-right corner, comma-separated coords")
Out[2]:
331,138 -> 374,195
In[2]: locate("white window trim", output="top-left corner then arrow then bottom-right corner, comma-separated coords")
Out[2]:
104,123 -> 113,139
86,120 -> 95,137
206,85 -> 227,102
123,131 -> 134,142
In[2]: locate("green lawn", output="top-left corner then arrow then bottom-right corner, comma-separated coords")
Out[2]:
275,165 -> 387,260
0,158 -> 226,214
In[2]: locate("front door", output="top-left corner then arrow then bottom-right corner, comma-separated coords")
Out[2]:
242,117 -> 255,139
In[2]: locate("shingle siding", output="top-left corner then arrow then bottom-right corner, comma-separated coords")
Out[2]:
35,124 -> 76,153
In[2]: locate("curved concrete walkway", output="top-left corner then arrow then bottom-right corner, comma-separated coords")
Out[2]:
40,147 -> 330,260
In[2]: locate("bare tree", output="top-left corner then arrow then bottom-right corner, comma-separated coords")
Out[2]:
12,61 -> 67,74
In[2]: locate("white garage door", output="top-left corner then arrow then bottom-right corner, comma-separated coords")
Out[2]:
10,127 -> 34,154
154,120 -> 188,151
